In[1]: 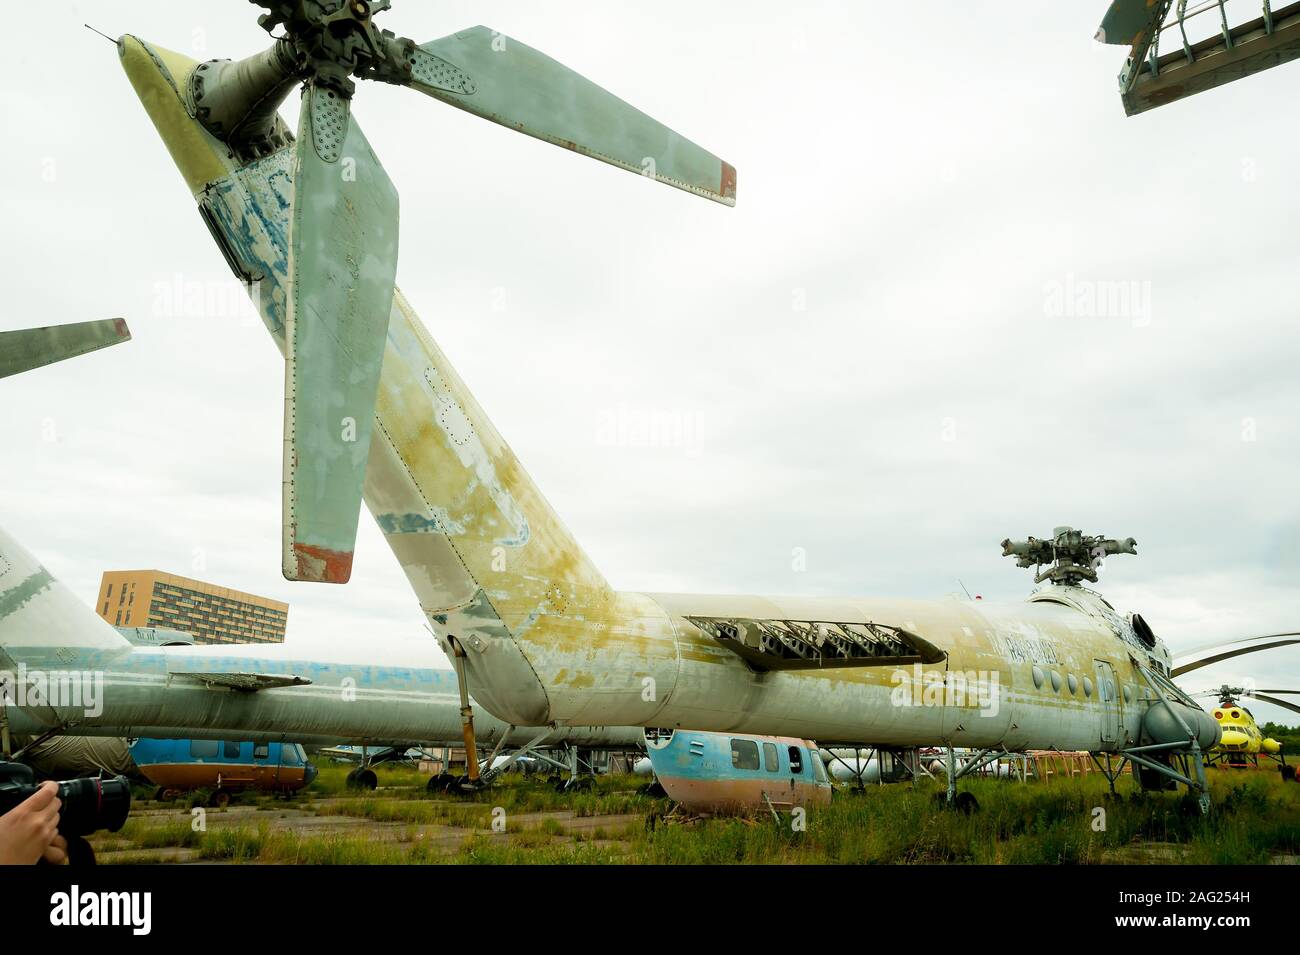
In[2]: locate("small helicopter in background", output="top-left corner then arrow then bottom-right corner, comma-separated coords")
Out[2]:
1193,686 -> 1296,781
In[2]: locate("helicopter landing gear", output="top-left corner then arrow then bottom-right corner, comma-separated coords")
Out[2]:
346,767 -> 377,791
935,744 -> 1014,812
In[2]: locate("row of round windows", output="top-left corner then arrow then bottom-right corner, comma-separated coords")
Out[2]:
1030,665 -> 1133,704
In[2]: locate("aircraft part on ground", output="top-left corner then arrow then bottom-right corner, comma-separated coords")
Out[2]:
644,728 -> 831,815
14,736 -> 136,779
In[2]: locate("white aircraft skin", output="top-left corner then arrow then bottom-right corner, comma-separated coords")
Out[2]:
99,33 -> 1232,765
0,524 -> 638,751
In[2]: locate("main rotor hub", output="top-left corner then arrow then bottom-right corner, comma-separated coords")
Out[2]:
253,0 -> 413,96
1001,526 -> 1136,586
1215,686 -> 1244,707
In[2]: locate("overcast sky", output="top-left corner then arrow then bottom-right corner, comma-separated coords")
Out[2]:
4,2 -> 1298,723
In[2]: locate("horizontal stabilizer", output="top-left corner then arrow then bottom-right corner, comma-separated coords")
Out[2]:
170,672 -> 312,692
0,319 -> 131,380
413,26 -> 736,206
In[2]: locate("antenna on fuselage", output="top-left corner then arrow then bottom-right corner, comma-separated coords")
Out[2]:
1000,526 -> 1137,586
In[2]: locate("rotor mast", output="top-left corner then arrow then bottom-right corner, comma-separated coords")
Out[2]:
1001,526 -> 1137,586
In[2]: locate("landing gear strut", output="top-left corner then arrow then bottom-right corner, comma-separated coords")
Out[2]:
936,745 -> 1018,813
447,634 -> 483,793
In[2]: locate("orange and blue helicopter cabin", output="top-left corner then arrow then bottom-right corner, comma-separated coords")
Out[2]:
130,738 -> 317,796
644,729 -> 832,812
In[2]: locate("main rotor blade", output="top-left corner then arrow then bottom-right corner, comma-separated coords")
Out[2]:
1095,0 -> 1167,44
1171,632 -> 1300,678
0,319 -> 130,379
407,25 -> 736,206
283,84 -> 399,584
1247,692 -> 1300,717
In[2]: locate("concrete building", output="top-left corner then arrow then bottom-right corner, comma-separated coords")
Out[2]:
96,570 -> 288,645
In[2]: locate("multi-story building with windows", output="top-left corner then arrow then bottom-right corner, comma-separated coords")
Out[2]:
95,570 -> 288,645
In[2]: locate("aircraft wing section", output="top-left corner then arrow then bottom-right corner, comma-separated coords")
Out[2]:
170,672 -> 312,692
684,616 -> 947,673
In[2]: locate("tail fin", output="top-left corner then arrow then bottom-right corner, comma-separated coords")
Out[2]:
370,291 -> 612,635
0,524 -> 133,670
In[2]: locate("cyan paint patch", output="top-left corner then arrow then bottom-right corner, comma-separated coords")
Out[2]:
0,567 -> 53,621
377,512 -> 450,535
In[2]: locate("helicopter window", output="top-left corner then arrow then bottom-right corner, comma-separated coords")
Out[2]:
1032,666 -> 1045,689
788,746 -> 805,775
1083,677 -> 1094,697
1050,671 -> 1062,692
190,740 -> 218,760
730,739 -> 760,771
812,756 -> 828,783
1067,674 -> 1078,694
223,741 -> 242,759
763,742 -> 779,772
253,744 -> 269,760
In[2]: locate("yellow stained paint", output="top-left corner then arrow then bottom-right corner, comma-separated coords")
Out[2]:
118,37 -> 231,196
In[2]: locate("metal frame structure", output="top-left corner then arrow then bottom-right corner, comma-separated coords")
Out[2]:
1117,0 -> 1300,114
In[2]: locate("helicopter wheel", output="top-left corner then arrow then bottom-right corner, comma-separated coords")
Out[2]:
954,791 -> 979,814
210,789 -> 231,809
1280,765 -> 1295,782
347,768 -> 378,791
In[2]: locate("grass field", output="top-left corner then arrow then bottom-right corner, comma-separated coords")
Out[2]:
93,762 -> 1300,865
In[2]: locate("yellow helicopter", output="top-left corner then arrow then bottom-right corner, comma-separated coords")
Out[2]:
1195,686 -> 1296,781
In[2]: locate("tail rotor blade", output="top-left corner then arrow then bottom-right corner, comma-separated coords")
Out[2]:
283,83 -> 399,584
407,25 -> 736,206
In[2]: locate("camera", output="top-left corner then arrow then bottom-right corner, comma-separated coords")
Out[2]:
0,761 -> 131,838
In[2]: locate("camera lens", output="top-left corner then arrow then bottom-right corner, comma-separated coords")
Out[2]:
55,775 -> 132,837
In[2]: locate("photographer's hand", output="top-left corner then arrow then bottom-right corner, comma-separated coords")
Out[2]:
0,781 -> 63,865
